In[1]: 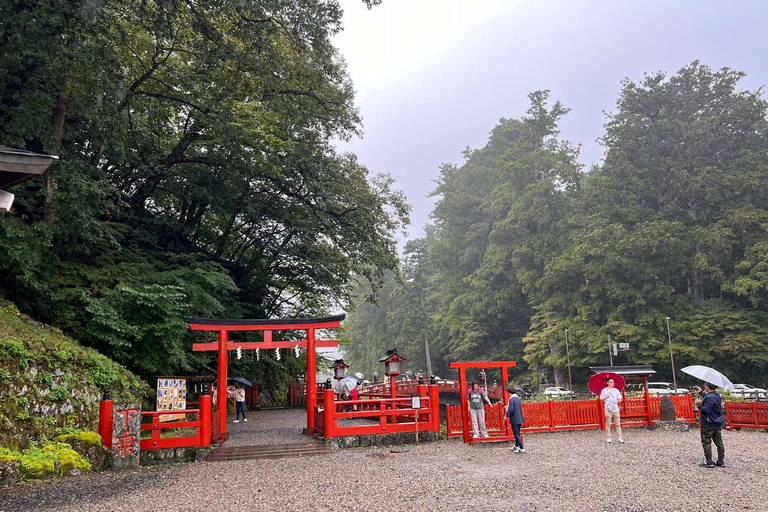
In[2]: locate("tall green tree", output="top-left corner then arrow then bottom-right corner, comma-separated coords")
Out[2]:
0,0 -> 409,382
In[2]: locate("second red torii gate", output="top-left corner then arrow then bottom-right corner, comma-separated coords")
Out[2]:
185,314 -> 344,442
449,360 -> 517,444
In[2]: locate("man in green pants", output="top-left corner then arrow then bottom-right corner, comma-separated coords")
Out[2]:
695,382 -> 725,468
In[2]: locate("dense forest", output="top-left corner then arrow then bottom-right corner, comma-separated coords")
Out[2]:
345,63 -> 768,389
2,2 -> 768,394
0,0 -> 408,389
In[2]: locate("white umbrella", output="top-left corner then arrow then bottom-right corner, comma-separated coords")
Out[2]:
681,365 -> 735,391
338,376 -> 358,394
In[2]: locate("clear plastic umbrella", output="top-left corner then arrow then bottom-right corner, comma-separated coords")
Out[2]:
338,376 -> 358,394
681,365 -> 735,391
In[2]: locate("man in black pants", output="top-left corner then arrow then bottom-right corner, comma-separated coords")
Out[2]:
695,382 -> 725,468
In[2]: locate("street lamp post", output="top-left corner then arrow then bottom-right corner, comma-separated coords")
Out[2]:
565,329 -> 573,392
666,316 -> 678,392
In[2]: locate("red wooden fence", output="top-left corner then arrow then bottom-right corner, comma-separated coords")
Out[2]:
446,395 -> 696,437
100,395 -> 212,451
317,385 -> 441,439
725,402 -> 768,429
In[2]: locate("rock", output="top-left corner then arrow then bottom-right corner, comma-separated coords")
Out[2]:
660,395 -> 677,421
0,460 -> 19,487
54,432 -> 111,472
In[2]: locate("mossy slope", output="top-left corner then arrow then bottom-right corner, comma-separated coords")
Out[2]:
0,300 -> 150,450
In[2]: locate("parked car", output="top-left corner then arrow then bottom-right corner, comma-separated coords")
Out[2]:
646,382 -> 690,395
730,384 -> 768,399
512,387 -> 533,399
543,386 -> 574,399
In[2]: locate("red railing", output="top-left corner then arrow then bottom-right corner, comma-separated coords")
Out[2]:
140,395 -> 212,450
725,402 -> 768,429
288,382 -> 327,406
317,385 -> 441,439
446,394 -> 696,437
100,395 -> 212,451
357,379 -> 504,400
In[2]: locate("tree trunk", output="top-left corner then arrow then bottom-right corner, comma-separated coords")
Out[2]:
45,92 -> 67,227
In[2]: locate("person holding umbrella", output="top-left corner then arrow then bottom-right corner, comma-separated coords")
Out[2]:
695,382 -> 725,468
233,383 -> 247,423
600,377 -> 624,444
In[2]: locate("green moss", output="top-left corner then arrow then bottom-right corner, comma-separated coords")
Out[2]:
54,431 -> 103,447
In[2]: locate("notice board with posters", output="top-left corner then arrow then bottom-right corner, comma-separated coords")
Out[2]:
156,378 -> 187,422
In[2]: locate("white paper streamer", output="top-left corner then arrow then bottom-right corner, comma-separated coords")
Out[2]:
256,348 -> 259,361
276,348 -> 281,361
295,344 -> 300,358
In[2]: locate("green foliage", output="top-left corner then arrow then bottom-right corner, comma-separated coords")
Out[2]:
0,0 -> 407,386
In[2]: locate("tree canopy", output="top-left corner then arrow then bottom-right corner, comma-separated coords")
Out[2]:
0,0 -> 409,383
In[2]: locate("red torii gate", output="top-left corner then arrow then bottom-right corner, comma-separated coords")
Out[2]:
184,314 -> 344,441
450,360 -> 517,444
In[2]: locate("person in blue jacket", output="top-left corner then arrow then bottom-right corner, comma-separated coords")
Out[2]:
505,385 -> 525,453
695,382 -> 725,468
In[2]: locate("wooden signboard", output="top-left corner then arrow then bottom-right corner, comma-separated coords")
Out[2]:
157,378 -> 187,422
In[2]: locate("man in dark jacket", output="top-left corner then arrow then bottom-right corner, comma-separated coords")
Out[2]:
696,382 -> 725,468
505,385 -> 525,453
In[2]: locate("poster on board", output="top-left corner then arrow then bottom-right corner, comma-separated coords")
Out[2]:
156,378 -> 187,422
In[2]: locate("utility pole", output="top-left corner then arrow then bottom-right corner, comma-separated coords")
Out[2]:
565,329 -> 573,391
608,334 -> 613,367
666,316 -> 677,392
420,289 -> 433,382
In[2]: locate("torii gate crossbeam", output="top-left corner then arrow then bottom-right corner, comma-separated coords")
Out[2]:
184,315 -> 344,442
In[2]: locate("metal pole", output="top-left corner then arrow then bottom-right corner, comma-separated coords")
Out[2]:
666,316 -> 677,392
421,292 -> 433,381
565,329 -> 573,392
424,331 -> 433,383
608,334 -> 613,366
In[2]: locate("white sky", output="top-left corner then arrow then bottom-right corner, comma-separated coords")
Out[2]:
332,0 -> 768,245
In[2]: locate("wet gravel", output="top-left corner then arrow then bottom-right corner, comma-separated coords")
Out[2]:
1,409 -> 767,512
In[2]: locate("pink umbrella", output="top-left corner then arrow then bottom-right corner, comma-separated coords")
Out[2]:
588,372 -> 626,395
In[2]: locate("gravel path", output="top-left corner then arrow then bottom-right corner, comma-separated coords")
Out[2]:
2,409 -> 767,512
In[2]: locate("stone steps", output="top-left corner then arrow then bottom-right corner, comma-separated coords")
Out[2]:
206,442 -> 330,462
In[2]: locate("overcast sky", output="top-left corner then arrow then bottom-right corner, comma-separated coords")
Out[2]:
332,0 -> 768,246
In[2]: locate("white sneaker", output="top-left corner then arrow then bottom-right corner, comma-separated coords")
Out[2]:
512,446 -> 520,453
519,448 -> 526,453
618,438 -> 625,443
607,438 -> 612,443
233,420 -> 239,423
243,418 -> 248,422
